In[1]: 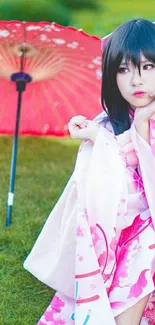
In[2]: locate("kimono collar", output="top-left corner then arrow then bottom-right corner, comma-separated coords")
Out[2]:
129,108 -> 135,119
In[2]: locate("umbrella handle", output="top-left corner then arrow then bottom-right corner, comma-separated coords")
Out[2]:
6,90 -> 23,227
6,72 -> 32,227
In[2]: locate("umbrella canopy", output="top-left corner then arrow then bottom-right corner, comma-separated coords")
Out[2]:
0,20 -> 103,136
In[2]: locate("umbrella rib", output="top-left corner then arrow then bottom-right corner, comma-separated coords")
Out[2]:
48,47 -> 101,60
63,62 -> 101,78
0,44 -> 15,68
54,75 -> 99,115
27,55 -> 100,83
26,47 -> 48,71
40,83 -> 67,134
36,53 -> 64,69
64,61 -> 101,72
7,44 -> 19,71
31,84 -> 66,135
0,81 -> 12,124
27,47 -> 55,71
47,79 -> 78,117
62,66 -> 101,88
31,86 -> 46,130
3,44 -> 20,71
55,48 -> 100,61
22,21 -> 27,71
57,73 -> 101,104
63,57 -> 94,64
63,55 -> 101,64
31,58 -> 65,78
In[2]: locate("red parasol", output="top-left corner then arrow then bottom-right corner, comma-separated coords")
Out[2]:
0,21 -> 102,226
0,21 -> 102,136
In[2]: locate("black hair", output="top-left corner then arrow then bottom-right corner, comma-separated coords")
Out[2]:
101,18 -> 155,135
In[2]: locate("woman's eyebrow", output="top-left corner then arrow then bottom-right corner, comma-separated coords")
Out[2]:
121,59 -> 151,65
141,59 -> 150,63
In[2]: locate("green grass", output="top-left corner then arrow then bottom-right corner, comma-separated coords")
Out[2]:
72,0 -> 155,36
0,136 -> 80,325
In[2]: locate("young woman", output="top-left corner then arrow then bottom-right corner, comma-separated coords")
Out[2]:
24,18 -> 155,325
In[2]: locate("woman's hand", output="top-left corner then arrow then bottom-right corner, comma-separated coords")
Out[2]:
68,115 -> 100,143
134,94 -> 155,144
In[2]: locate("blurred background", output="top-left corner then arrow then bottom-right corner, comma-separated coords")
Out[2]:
0,0 -> 154,37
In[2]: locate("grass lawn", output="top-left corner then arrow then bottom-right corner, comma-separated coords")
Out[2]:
0,135 -> 80,325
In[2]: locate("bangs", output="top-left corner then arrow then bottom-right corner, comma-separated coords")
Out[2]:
106,19 -> 155,74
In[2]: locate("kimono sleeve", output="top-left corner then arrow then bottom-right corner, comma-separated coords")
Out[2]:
23,175 -> 78,297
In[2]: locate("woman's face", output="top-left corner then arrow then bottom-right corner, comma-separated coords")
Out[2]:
116,53 -> 155,109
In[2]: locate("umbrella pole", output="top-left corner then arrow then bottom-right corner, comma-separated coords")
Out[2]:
6,90 -> 23,227
6,72 -> 32,227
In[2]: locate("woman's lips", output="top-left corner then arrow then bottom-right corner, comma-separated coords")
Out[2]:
133,91 -> 146,97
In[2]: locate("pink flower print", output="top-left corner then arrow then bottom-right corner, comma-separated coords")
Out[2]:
117,199 -> 127,217
76,296 -> 82,306
84,208 -> 89,221
90,226 -> 100,246
98,251 -> 106,267
150,119 -> 155,157
76,225 -> 84,237
90,283 -> 96,290
147,295 -> 155,310
53,318 -> 66,325
118,214 -> 145,247
44,309 -> 54,322
110,301 -> 125,309
78,255 -> 83,262
149,320 -> 155,325
149,243 -> 155,250
132,170 -> 144,192
102,272 -> 114,284
151,140 -> 155,157
50,295 -> 65,313
145,309 -> 155,325
110,232 -> 118,252
107,247 -> 128,292
141,190 -> 146,198
127,269 -> 149,299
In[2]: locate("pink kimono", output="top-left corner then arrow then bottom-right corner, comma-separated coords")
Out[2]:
24,112 -> 155,325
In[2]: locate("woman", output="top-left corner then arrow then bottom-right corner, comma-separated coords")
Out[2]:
24,18 -> 155,325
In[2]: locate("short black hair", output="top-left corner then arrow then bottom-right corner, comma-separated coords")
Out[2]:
101,18 -> 155,135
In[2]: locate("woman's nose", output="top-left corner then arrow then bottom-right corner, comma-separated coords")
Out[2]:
131,70 -> 143,86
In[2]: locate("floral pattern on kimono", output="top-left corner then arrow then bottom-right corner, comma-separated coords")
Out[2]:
24,112 -> 155,325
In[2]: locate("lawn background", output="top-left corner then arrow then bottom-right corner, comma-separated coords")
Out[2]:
1,0 -> 155,324
0,136 -> 80,324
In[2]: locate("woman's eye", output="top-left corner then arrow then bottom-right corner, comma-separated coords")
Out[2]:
118,67 -> 129,73
143,63 -> 155,70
